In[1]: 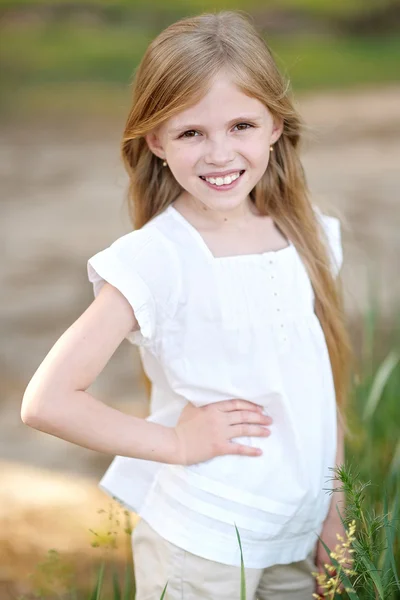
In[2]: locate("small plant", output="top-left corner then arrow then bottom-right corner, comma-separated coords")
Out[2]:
88,500 -> 136,600
26,548 -> 77,600
311,463 -> 400,599
235,523 -> 247,600
312,519 -> 357,599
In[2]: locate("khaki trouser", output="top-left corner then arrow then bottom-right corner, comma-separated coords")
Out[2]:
132,518 -> 317,600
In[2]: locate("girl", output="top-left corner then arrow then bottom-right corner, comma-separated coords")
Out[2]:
21,10 -> 354,600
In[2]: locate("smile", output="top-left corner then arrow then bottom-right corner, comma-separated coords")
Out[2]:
199,170 -> 245,190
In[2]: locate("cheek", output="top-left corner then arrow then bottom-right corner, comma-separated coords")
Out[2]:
172,147 -> 199,173
167,151 -> 199,189
243,140 -> 271,171
240,131 -> 270,158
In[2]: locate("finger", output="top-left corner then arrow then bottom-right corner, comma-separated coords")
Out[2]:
217,399 -> 264,413
228,410 -> 273,426
230,424 -> 271,438
222,442 -> 263,457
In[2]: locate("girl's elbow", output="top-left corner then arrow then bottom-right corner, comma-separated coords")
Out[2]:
21,386 -> 47,428
21,404 -> 41,428
20,379 -> 62,429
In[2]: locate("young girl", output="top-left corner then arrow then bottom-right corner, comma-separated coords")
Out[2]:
21,10 -> 354,600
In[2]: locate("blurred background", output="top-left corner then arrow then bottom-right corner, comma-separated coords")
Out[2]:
1,1 -> 399,597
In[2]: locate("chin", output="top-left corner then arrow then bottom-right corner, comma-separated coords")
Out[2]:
195,197 -> 241,211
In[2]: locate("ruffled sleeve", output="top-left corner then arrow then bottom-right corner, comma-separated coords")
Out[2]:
313,205 -> 344,278
87,226 -> 180,347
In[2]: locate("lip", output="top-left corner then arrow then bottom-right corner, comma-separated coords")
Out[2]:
199,169 -> 245,178
199,169 -> 245,192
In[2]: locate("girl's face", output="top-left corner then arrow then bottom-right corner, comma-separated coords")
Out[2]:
146,70 -> 283,216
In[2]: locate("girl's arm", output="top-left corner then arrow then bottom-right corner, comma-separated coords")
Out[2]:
21,283 -> 270,465
21,283 -> 179,463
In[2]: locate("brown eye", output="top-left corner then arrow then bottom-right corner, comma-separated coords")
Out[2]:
234,123 -> 253,131
179,123 -> 253,138
180,130 -> 198,138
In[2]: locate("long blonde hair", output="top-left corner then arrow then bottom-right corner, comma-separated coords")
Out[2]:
121,10 -> 356,426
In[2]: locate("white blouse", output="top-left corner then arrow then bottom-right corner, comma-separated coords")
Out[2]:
87,203 -> 343,569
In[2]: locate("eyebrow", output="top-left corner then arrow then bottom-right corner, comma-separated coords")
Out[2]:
168,115 -> 263,135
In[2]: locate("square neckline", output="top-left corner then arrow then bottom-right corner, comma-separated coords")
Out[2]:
167,204 -> 294,261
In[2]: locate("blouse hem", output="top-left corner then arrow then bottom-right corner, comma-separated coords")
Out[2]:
139,505 -> 320,569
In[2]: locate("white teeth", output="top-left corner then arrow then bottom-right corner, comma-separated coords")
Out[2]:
204,171 -> 241,186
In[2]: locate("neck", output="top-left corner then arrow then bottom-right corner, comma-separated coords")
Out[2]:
184,194 -> 260,229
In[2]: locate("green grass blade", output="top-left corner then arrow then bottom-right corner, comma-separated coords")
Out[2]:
159,581 -> 168,599
363,350 -> 399,422
112,569 -> 121,600
362,277 -> 379,376
317,537 -> 359,600
382,486 -> 400,591
123,562 -> 134,600
356,551 -> 385,599
388,439 -> 400,483
234,523 -> 246,600
89,562 -> 105,600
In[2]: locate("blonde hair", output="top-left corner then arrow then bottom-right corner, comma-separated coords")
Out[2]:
121,11 -> 356,427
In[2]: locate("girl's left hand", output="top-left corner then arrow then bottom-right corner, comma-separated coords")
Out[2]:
314,515 -> 350,597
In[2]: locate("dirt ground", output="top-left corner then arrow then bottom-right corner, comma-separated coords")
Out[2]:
0,88 -> 399,589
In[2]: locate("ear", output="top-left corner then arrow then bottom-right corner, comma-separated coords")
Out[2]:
145,128 -> 166,160
271,116 -> 284,145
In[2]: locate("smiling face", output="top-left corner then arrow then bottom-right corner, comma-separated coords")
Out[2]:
145,69 -> 283,218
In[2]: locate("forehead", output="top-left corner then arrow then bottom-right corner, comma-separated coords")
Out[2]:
164,72 -> 269,132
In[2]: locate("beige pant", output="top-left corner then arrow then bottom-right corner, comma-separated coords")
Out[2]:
132,518 -> 318,600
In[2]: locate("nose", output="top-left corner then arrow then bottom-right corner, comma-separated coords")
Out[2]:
204,135 -> 235,166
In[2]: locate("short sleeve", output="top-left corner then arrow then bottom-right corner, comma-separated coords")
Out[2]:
87,227 -> 179,346
313,205 -> 343,278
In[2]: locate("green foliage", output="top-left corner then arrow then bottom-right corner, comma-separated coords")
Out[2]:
89,563 -> 105,600
25,549 -> 77,599
234,523 -> 247,599
266,0 -> 396,19
271,35 -> 400,91
324,465 -> 400,598
346,287 -> 400,508
1,0 -> 399,118
159,582 -> 168,599
2,25 -> 399,90
1,0 -> 397,19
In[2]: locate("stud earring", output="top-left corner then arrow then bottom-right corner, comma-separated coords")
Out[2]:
162,160 -> 167,167
270,145 -> 274,152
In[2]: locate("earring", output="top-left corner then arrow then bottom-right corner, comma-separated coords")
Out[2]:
162,160 -> 167,167
270,145 -> 274,152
